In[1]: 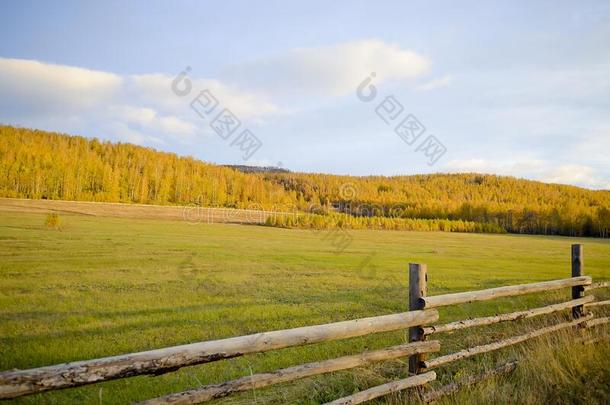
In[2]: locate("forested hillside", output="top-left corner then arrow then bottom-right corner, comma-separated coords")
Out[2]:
0,125 -> 294,209
264,173 -> 610,237
1,125 -> 609,237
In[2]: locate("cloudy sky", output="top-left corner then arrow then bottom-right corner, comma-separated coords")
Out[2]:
1,1 -> 609,189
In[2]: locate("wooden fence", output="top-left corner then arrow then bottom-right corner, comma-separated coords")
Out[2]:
0,244 -> 608,404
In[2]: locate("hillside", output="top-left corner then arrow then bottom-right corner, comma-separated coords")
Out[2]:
263,172 -> 610,237
1,125 -> 609,237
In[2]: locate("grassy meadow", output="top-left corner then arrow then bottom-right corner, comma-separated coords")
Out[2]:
0,201 -> 608,404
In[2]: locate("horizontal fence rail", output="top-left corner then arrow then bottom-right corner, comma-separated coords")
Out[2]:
423,315 -> 593,369
585,299 -> 610,308
422,296 -> 594,335
421,276 -> 592,309
325,371 -> 437,405
0,310 -> 438,399
421,360 -> 519,403
137,341 -> 440,405
584,281 -> 610,291
585,317 -> 610,329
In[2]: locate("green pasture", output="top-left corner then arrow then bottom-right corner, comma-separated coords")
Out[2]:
0,209 -> 608,404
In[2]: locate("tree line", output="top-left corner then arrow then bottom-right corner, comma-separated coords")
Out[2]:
265,211 -> 506,233
1,125 -> 608,237
262,173 -> 610,237
0,126 -> 293,209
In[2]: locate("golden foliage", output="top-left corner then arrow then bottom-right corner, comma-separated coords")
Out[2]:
1,125 -> 608,237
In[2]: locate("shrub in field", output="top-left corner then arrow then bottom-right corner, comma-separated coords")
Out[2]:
44,213 -> 61,229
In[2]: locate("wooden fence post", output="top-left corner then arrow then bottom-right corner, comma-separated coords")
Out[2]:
571,244 -> 584,318
409,263 -> 427,374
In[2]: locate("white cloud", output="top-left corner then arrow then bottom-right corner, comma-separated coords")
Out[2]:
445,158 -> 548,174
445,158 -> 610,190
0,41 -> 427,152
545,164 -> 610,189
572,124 -> 610,165
221,39 -> 430,98
417,74 -> 453,91
103,121 -> 156,145
0,57 -> 121,115
131,73 -> 278,119
109,105 -> 197,140
0,57 -> 279,147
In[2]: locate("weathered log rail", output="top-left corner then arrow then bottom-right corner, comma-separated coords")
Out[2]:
420,276 -> 592,309
0,244 -> 608,404
421,360 -> 518,402
136,341 -> 440,405
0,310 -> 437,399
422,296 -> 594,336
585,281 -> 610,291
423,315 -> 592,369
325,371 -> 437,405
585,299 -> 610,308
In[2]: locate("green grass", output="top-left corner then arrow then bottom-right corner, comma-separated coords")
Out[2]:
0,209 -> 608,404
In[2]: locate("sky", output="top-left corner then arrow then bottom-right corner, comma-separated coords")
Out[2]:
1,0 -> 609,189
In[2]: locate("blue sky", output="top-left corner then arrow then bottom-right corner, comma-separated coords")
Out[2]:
1,0 -> 609,188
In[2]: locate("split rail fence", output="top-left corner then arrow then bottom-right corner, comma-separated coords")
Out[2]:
0,244 -> 608,404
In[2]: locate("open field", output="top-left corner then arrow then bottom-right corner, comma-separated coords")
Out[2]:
0,200 -> 608,404
0,198 -> 273,224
